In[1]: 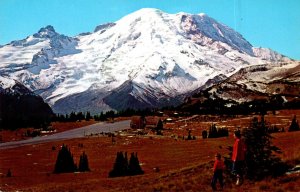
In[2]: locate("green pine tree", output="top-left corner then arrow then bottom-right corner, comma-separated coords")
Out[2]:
128,152 -> 144,176
288,115 -> 300,132
78,151 -> 90,172
109,152 -> 127,177
54,144 -> 77,173
242,116 -> 288,180
85,112 -> 91,121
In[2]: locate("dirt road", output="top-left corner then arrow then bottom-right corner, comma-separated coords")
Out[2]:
0,120 -> 130,149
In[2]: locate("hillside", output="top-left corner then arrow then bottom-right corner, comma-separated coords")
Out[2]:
0,76 -> 53,129
181,61 -> 300,113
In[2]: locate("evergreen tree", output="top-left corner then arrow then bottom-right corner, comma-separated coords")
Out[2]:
99,112 -> 106,121
187,130 -> 192,140
242,116 -> 288,180
108,151 -> 144,177
207,124 -> 228,138
78,151 -> 90,172
65,114 -> 69,121
156,119 -> 163,130
85,111 -> 91,121
202,130 -> 208,139
155,119 -> 163,135
76,112 -> 85,121
288,115 -> 300,132
128,152 -> 144,176
208,124 -> 218,138
109,152 -> 127,177
69,112 -> 76,122
54,144 -> 77,173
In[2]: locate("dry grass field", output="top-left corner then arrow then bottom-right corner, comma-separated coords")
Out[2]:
0,110 -> 300,191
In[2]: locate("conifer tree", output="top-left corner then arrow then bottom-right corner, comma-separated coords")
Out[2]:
54,144 -> 77,173
202,130 -> 208,139
109,151 -> 144,177
288,115 -> 300,132
128,152 -> 144,176
78,151 -> 90,172
85,112 -> 91,121
99,112 -> 106,121
208,124 -> 218,138
242,116 -> 288,180
155,119 -> 163,135
109,152 -> 127,177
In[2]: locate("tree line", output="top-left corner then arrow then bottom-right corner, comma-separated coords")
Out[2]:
52,108 -> 156,122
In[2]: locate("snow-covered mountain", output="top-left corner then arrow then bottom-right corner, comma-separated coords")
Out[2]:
0,8 -> 293,114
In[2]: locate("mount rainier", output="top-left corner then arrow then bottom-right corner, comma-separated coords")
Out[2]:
0,8 -> 293,114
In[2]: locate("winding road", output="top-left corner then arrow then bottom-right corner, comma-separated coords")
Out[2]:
0,120 -> 130,149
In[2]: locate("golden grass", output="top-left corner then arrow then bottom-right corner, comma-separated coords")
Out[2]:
0,109 -> 300,191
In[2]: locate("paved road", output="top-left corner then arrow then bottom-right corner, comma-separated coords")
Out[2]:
0,120 -> 130,149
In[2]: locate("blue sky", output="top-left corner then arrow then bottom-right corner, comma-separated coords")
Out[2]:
0,0 -> 299,59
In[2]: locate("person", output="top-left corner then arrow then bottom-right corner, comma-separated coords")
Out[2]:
211,153 -> 224,191
232,130 -> 247,185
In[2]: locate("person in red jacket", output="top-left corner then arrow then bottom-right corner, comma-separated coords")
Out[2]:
232,130 -> 247,185
211,153 -> 224,191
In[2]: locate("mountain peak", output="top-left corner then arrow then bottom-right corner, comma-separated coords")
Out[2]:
135,8 -> 163,14
39,25 -> 55,32
124,8 -> 164,19
34,25 -> 57,38
198,13 -> 207,17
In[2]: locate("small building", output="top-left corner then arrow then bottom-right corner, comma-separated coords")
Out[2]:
130,116 -> 145,129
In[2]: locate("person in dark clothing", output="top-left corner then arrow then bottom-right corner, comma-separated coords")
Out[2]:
211,153 -> 224,191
